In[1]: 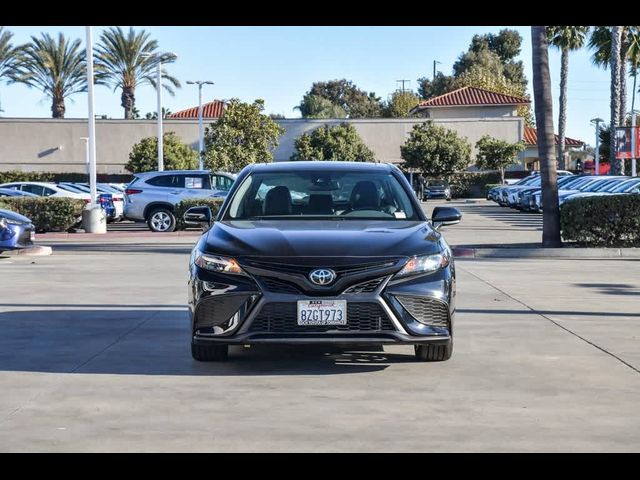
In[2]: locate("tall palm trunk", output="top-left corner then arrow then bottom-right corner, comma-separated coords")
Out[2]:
610,26 -> 623,174
51,96 -> 65,118
558,47 -> 569,170
532,26 -> 561,247
121,86 -> 136,120
619,29 -> 629,126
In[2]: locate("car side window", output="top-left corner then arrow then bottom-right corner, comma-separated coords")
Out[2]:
147,175 -> 178,188
212,175 -> 234,191
42,187 -> 56,196
21,184 -> 44,195
184,176 -> 205,189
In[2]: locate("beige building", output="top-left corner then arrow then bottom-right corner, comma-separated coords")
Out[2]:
1,87 -> 583,176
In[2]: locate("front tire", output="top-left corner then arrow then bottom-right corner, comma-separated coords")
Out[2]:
414,342 -> 452,362
191,343 -> 228,362
147,208 -> 176,233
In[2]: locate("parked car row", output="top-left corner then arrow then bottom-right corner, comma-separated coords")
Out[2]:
0,181 -> 120,222
487,172 -> 640,213
123,170 -> 236,232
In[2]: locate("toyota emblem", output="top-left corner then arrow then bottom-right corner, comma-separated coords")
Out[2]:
309,269 -> 336,286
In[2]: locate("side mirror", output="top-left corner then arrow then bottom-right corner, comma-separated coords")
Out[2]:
432,206 -> 461,230
184,206 -> 213,230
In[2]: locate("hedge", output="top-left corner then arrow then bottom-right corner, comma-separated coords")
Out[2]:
560,194 -> 640,247
174,197 -> 224,230
0,170 -> 132,184
0,197 -> 86,232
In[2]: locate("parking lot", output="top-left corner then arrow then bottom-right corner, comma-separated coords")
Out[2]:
1,201 -> 639,452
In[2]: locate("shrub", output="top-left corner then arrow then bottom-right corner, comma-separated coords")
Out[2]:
126,132 -> 199,173
174,197 -> 224,231
0,171 -> 132,184
560,194 -> 640,247
0,197 -> 86,232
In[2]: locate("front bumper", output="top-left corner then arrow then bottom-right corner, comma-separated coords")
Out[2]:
188,261 -> 455,347
0,223 -> 35,250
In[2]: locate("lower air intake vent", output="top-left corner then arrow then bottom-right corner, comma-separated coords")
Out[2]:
395,295 -> 449,328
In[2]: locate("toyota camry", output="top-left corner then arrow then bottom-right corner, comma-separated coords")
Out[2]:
186,161 -> 461,362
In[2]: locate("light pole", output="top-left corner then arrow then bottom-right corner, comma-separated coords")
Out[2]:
590,118 -> 604,175
186,80 -> 214,170
141,51 -> 177,172
86,27 -> 97,205
80,137 -> 89,176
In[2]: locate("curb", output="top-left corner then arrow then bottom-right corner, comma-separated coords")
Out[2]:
452,247 -> 640,259
3,245 -> 53,257
36,231 -> 201,240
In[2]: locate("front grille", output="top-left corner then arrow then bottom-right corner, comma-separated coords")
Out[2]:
249,302 -> 395,333
395,295 -> 449,328
242,259 -> 397,276
257,277 -> 302,294
342,277 -> 387,294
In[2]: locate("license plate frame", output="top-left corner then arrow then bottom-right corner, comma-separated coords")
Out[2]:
296,300 -> 347,326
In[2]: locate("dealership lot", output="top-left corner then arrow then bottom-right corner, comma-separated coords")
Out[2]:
1,223 -> 639,451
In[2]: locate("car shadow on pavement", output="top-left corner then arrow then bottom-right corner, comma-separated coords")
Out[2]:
0,308 -> 418,376
574,283 -> 640,296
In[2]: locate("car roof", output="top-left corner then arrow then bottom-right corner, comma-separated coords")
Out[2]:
135,170 -> 232,177
247,161 -> 394,174
0,181 -> 59,187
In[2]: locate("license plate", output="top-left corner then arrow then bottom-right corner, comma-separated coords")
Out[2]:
297,300 -> 347,326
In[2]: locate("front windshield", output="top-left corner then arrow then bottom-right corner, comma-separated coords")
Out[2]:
225,170 -> 419,221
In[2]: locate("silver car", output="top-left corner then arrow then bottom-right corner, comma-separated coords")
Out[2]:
124,170 -> 235,232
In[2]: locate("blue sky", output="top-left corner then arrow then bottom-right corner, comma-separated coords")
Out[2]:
0,26 -> 623,146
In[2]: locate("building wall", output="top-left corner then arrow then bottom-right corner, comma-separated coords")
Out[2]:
0,116 -> 525,174
425,105 -> 518,119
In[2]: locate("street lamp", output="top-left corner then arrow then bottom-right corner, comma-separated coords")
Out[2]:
141,51 -> 177,172
590,118 -> 604,175
186,80 -> 214,170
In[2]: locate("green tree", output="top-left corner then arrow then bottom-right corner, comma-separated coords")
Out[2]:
290,123 -> 375,162
203,99 -> 285,172
532,26 -> 561,247
475,135 -> 525,184
610,27 -> 624,174
298,79 -> 383,118
94,27 -> 180,119
455,29 -> 527,89
295,94 -> 347,118
384,90 -> 421,117
417,72 -> 457,99
400,121 -> 471,177
547,26 -> 590,169
13,32 -> 86,118
126,132 -> 198,173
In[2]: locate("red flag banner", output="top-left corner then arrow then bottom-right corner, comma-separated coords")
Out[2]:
615,127 -> 634,159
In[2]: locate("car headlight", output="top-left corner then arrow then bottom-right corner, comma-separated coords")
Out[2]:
395,252 -> 450,278
0,218 -> 6,230
193,249 -> 246,275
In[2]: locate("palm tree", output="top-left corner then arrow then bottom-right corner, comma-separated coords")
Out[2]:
295,94 -> 347,118
610,27 -> 623,174
13,33 -> 86,118
0,27 -> 21,83
626,29 -> 640,112
94,27 -> 180,119
531,26 -> 561,247
547,26 -> 589,170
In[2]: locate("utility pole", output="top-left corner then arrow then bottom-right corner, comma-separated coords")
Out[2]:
396,80 -> 410,93
433,60 -> 442,80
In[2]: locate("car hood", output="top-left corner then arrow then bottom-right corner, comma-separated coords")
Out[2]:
0,208 -> 32,224
203,220 -> 443,258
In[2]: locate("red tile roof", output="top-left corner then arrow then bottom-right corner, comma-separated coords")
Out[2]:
524,126 -> 584,147
413,86 -> 530,109
167,100 -> 225,119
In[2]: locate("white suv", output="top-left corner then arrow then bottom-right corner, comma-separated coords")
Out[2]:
124,170 -> 235,232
